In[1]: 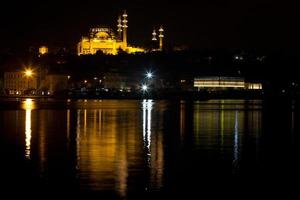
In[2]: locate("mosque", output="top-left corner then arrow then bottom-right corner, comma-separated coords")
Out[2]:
77,11 -> 163,55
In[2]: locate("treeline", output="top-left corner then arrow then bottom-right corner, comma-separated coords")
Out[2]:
1,48 -> 300,86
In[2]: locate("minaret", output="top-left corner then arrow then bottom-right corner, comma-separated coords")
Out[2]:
158,26 -> 164,51
152,29 -> 157,41
117,16 -> 123,39
122,10 -> 128,49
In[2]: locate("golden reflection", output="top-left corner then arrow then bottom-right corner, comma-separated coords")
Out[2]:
83,109 -> 87,136
76,106 -> 129,196
220,100 -> 224,146
180,101 -> 186,139
71,100 -> 165,194
22,99 -> 35,159
67,109 -> 70,140
98,109 -> 102,135
25,108 -> 31,159
93,110 -> 97,135
76,109 -> 81,169
150,125 -> 164,189
193,100 -> 261,170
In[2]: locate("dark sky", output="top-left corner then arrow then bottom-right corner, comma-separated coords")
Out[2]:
0,0 -> 299,51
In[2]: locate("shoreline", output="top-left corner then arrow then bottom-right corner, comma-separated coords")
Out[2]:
0,92 -> 297,101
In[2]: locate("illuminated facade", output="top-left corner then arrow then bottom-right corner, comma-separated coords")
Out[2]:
194,77 -> 262,90
4,71 -> 38,95
245,83 -> 263,90
77,11 -> 145,55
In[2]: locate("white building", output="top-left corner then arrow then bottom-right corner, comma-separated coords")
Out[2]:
194,76 -> 262,90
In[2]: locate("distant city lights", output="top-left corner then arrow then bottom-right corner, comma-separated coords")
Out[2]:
234,55 -> 244,61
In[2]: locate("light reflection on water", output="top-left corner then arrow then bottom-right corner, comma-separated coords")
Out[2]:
74,103 -> 138,195
193,100 -> 262,173
22,99 -> 35,159
73,99 -> 164,195
0,99 -> 278,196
143,100 -> 153,159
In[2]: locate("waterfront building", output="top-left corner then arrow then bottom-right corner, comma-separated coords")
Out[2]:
4,71 -> 38,95
193,76 -> 262,91
245,83 -> 263,90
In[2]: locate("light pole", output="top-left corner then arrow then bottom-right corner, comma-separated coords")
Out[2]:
24,69 -> 33,93
145,71 -> 154,89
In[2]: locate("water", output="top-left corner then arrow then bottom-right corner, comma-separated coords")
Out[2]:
0,98 -> 299,198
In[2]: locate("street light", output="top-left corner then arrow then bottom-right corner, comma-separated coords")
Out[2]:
24,69 -> 33,78
24,69 -> 34,92
146,72 -> 153,79
141,84 -> 148,92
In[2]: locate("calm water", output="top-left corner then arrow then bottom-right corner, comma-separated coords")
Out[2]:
0,98 -> 299,198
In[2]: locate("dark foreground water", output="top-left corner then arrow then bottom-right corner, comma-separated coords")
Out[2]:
0,98 -> 299,198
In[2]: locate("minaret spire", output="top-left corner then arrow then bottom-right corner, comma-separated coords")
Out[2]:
122,10 -> 128,49
117,15 -> 123,39
152,28 -> 157,41
158,26 -> 164,51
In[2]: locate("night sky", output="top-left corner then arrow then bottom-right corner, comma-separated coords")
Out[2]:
0,0 -> 299,51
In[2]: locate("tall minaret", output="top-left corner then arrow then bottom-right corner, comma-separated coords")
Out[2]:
117,16 -> 123,39
122,10 -> 128,49
158,26 -> 164,51
152,28 -> 157,41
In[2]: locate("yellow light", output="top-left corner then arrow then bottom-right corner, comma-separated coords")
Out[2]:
194,80 -> 245,88
24,69 -> 33,77
39,46 -> 48,55
22,98 -> 35,110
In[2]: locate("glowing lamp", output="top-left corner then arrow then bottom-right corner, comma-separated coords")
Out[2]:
141,84 -> 148,91
24,69 -> 33,77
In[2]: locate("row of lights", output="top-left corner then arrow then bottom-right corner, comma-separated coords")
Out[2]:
75,71 -> 154,92
81,78 -> 103,84
25,68 -> 154,93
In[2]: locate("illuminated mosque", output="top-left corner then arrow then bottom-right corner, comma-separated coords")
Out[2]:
77,11 -> 164,55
